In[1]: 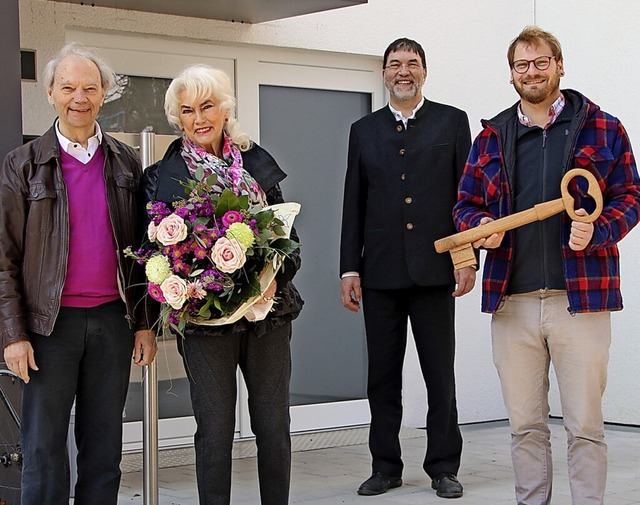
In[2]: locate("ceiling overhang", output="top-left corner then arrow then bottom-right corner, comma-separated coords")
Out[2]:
49,0 -> 367,23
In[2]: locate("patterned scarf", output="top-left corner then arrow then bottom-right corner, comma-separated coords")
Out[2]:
180,135 -> 268,207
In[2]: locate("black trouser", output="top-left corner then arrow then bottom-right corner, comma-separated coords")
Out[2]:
21,301 -> 134,505
362,284 -> 462,479
179,322 -> 292,505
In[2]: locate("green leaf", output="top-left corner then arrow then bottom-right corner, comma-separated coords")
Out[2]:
192,217 -> 209,228
215,189 -> 243,217
270,238 -> 300,255
238,194 -> 249,209
179,179 -> 197,195
205,173 -> 219,187
254,210 -> 275,228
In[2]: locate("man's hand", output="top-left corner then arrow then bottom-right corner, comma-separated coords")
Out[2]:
452,266 -> 476,297
341,276 -> 361,313
569,208 -> 594,251
472,217 -> 505,249
133,329 -> 157,366
3,341 -> 38,383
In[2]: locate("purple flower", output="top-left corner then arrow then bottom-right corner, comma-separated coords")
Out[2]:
148,283 -> 166,302
168,311 -> 181,325
175,207 -> 190,219
200,269 -> 224,291
148,201 -> 171,221
194,246 -> 208,260
222,211 -> 243,227
173,259 -> 189,274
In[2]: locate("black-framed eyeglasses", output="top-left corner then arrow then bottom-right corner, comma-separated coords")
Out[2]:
384,62 -> 424,72
511,55 -> 556,74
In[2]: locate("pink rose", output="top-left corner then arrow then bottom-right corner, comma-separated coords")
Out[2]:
160,275 -> 188,309
156,214 -> 188,246
211,237 -> 246,273
147,221 -> 158,242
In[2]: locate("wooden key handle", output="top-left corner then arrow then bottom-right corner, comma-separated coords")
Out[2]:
434,168 -> 604,270
561,168 -> 603,223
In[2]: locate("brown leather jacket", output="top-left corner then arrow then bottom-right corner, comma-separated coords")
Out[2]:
0,125 -> 152,349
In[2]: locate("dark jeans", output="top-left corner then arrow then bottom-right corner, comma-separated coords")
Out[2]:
21,301 -> 134,505
362,285 -> 462,479
179,322 -> 292,505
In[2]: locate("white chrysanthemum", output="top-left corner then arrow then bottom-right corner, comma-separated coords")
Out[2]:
225,222 -> 255,251
145,255 -> 172,284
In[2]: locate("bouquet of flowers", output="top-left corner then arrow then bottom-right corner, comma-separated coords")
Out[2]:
126,173 -> 300,336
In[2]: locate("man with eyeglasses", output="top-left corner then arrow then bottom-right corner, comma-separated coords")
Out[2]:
340,37 -> 474,499
453,26 -> 640,505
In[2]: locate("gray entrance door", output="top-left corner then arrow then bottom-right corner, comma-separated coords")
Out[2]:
259,85 -> 370,408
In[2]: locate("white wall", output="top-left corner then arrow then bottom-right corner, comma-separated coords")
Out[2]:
19,0 -> 640,426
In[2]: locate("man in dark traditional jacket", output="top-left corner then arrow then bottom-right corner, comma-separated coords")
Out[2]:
339,37 -> 474,499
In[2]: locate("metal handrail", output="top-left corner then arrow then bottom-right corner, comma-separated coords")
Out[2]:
140,130 -> 159,505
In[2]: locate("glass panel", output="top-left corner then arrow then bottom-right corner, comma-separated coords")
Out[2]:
259,85 -> 370,406
124,336 -> 193,422
99,75 -> 175,134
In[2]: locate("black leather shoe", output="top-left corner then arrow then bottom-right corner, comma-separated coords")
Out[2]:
357,472 -> 403,496
431,473 -> 463,498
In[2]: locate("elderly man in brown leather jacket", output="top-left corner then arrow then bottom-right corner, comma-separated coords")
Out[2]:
0,43 -> 156,505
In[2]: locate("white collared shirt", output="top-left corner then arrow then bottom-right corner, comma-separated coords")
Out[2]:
389,97 -> 425,128
55,121 -> 103,164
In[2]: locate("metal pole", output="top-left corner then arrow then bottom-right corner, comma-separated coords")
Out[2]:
140,130 -> 159,505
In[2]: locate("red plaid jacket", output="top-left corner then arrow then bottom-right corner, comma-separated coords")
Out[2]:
454,90 -> 640,313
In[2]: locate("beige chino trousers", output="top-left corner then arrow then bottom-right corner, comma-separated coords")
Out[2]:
492,289 -> 611,505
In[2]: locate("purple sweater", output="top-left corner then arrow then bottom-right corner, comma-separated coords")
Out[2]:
59,147 -> 120,307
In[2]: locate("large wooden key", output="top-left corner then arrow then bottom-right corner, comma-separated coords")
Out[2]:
435,168 -> 603,270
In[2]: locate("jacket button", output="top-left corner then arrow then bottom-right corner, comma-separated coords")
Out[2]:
401,173 -> 406,180
406,223 -> 414,230
405,197 -> 412,204
399,148 -> 406,156
396,125 -> 403,132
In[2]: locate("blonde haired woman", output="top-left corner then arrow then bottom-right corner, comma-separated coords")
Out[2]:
143,65 -> 303,505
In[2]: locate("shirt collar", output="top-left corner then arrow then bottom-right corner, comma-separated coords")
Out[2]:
55,120 -> 103,164
389,97 -> 425,127
517,93 -> 565,129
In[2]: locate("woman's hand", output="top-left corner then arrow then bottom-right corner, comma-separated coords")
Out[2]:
256,279 -> 277,305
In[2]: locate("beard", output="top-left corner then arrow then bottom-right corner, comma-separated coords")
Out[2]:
513,70 -> 561,104
385,78 -> 422,102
